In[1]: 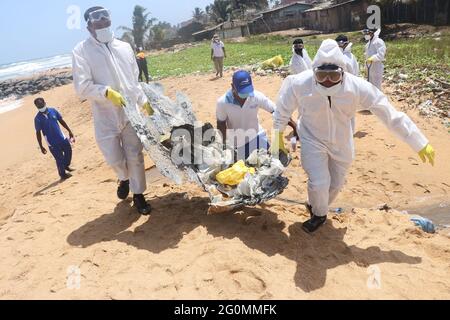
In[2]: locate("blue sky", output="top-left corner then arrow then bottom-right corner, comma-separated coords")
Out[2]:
0,0 -> 213,65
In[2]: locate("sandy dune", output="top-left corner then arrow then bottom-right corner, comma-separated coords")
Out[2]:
0,72 -> 449,299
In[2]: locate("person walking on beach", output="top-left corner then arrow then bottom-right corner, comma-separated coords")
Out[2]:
272,39 -> 435,234
34,98 -> 75,181
363,28 -> 386,90
217,70 -> 297,161
211,34 -> 226,78
72,6 -> 153,215
289,38 -> 312,75
336,34 -> 360,134
136,47 -> 150,84
335,34 -> 359,77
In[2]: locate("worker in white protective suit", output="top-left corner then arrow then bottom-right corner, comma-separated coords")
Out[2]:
336,34 -> 360,134
336,35 -> 359,77
72,6 -> 153,215
364,28 -> 386,90
272,39 -> 435,234
289,39 -> 312,75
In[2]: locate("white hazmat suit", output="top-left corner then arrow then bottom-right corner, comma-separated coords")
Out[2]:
365,29 -> 386,90
341,42 -> 360,134
290,47 -> 312,75
72,36 -> 148,194
342,43 -> 360,77
274,40 -> 429,217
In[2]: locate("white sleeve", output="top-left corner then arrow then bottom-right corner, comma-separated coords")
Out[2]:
352,55 -> 360,76
358,80 -> 428,152
258,94 -> 276,113
273,76 -> 299,131
216,102 -> 227,122
371,40 -> 386,62
303,49 -> 312,69
289,57 -> 298,75
127,44 -> 148,106
72,47 -> 108,102
290,56 -> 303,75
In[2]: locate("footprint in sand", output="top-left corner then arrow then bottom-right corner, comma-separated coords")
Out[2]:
228,269 -> 267,294
408,157 -> 420,166
413,183 -> 431,194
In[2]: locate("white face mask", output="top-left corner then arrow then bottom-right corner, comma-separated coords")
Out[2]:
364,35 -> 372,41
38,106 -> 48,113
95,27 -> 114,43
314,82 -> 342,97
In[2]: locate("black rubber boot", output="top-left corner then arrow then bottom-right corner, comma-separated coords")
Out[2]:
66,167 -> 75,172
133,194 -> 152,216
117,180 -> 130,200
302,215 -> 327,234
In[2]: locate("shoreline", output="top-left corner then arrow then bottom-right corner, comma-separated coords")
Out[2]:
0,68 -> 73,102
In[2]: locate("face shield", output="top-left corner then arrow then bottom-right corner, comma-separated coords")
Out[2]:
314,65 -> 344,84
88,8 -> 111,23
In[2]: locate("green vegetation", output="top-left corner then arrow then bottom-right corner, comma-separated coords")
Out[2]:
147,33 -> 450,82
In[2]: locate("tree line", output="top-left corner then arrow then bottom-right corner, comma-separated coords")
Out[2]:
119,1 -> 280,49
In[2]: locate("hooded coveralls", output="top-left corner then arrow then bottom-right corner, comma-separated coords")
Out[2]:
289,47 -> 312,75
365,29 -> 386,90
274,40 -> 428,217
342,42 -> 360,133
72,36 -> 148,194
342,43 -> 360,77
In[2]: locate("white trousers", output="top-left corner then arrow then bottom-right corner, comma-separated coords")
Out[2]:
301,142 -> 351,217
96,122 -> 147,195
368,62 -> 384,90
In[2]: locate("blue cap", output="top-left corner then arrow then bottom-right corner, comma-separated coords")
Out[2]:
232,70 -> 254,96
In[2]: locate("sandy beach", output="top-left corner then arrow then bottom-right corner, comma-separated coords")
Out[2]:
0,71 -> 449,299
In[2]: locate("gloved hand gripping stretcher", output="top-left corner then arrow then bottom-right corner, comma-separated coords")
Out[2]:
122,83 -> 289,212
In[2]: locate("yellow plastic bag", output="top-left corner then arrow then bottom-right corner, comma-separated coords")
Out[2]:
262,55 -> 284,69
216,160 -> 256,186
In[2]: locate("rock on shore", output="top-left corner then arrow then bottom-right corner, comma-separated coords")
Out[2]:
0,69 -> 73,100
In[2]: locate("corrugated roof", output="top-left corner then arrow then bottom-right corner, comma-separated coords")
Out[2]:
259,1 -> 314,14
192,23 -> 224,36
304,0 -> 358,12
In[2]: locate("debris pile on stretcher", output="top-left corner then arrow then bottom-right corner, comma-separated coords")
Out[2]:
123,83 -> 289,211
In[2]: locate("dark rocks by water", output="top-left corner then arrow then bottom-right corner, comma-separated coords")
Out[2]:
0,69 -> 73,100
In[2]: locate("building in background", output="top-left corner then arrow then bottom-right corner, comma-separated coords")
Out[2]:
248,1 -> 314,34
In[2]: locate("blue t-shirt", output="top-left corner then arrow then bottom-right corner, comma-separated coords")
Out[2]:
34,108 -> 66,147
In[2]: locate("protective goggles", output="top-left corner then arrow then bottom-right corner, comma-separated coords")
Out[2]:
337,40 -> 349,47
362,29 -> 373,35
293,44 -> 304,49
314,67 -> 343,83
88,9 -> 111,23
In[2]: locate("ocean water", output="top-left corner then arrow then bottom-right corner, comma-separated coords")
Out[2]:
0,54 -> 71,115
0,54 -> 72,81
0,97 -> 24,115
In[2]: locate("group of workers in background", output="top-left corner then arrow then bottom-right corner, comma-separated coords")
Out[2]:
34,6 -> 436,235
289,28 -> 385,90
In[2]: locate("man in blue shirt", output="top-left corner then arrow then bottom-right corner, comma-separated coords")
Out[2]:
34,98 -> 75,181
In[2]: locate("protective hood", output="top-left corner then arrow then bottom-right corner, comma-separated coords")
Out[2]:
373,29 -> 381,40
312,39 -> 346,70
342,42 -> 353,54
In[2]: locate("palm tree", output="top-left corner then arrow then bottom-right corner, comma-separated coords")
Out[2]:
192,7 -> 205,21
118,5 -> 156,49
210,0 -> 233,23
